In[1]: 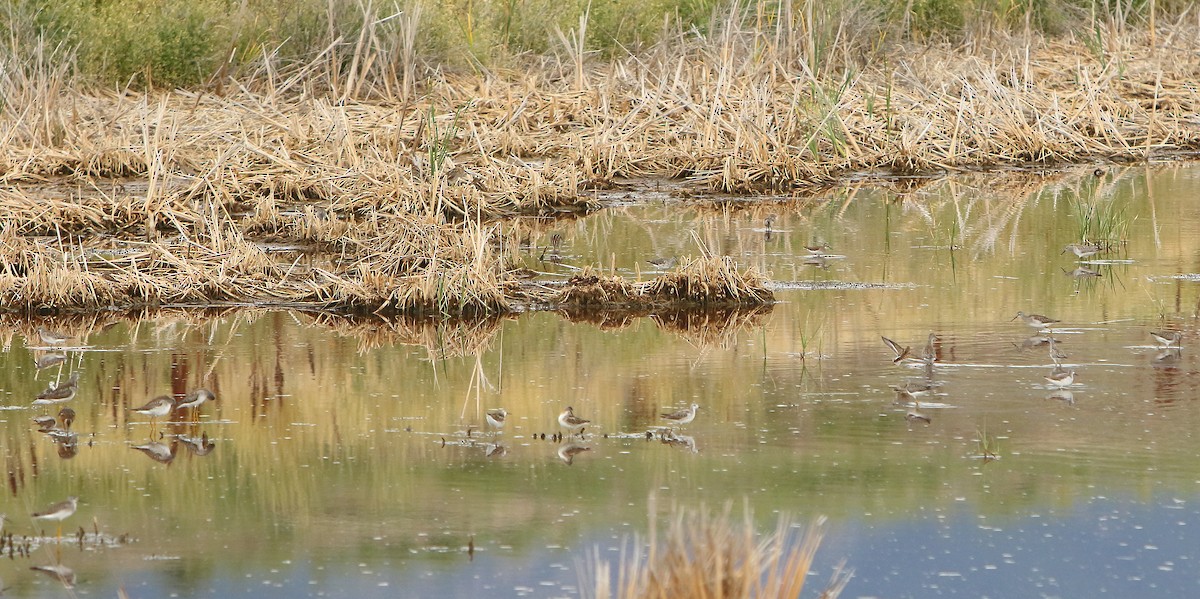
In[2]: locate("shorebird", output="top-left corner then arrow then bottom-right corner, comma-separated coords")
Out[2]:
558,406 -> 591,437
881,336 -> 912,364
175,388 -> 216,416
485,408 -> 508,431
646,256 -> 677,269
1151,331 -> 1183,348
32,496 -> 77,540
1048,338 -> 1068,364
1045,369 -> 1076,388
35,327 -> 72,346
33,372 -> 80,405
890,381 -> 935,398
922,333 -> 939,363
131,395 -> 175,428
660,403 -> 699,427
1062,243 -> 1102,259
1012,311 -> 1060,330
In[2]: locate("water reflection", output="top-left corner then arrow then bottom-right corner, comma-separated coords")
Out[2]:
0,166 -> 1199,595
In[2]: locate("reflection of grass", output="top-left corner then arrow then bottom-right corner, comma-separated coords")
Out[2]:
586,502 -> 850,599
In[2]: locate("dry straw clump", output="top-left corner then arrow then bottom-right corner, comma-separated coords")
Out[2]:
585,502 -> 851,599
1,2 -> 1195,314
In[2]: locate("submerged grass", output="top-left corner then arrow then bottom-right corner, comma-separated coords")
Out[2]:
584,500 -> 851,599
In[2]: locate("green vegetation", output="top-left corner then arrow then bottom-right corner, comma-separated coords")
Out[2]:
2,0 -> 1193,88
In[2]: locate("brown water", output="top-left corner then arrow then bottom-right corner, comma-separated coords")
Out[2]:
3,164 -> 1200,597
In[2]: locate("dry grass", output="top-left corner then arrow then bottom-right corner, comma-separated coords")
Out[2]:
0,2 -> 1196,313
585,501 -> 851,599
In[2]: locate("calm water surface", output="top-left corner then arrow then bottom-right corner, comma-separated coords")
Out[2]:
3,165 -> 1200,597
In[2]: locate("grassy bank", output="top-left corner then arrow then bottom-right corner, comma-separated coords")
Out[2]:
0,1 -> 1195,314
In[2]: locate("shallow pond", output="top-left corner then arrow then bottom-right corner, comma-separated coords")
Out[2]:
3,164 -> 1200,597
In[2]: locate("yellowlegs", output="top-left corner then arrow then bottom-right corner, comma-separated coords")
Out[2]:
175,388 -> 216,417
1151,331 -> 1183,348
35,327 -> 72,345
132,395 -> 175,429
558,406 -> 591,437
660,403 -> 698,427
486,408 -> 508,430
33,372 -> 80,405
922,333 -> 939,363
1012,311 -> 1060,330
32,496 -> 77,541
881,336 -> 912,364
646,256 -> 677,269
1062,243 -> 1102,259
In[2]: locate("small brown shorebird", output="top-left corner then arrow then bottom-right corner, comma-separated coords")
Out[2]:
922,333 -> 939,363
881,336 -> 912,364
175,388 -> 216,416
485,408 -> 507,430
33,372 -> 80,405
1012,311 -> 1060,330
35,327 -> 72,346
646,256 -> 677,269
558,406 -> 591,437
132,395 -> 175,428
660,403 -> 699,427
32,496 -> 78,541
1150,331 -> 1183,348
1045,369 -> 1076,388
1061,243 -> 1102,259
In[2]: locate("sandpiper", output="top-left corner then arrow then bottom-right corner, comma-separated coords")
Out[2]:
131,395 -> 175,427
558,406 -> 591,437
175,388 -> 216,415
32,496 -> 78,541
646,256 -> 677,269
485,408 -> 508,430
1012,311 -> 1060,330
35,327 -> 72,346
33,372 -> 80,405
1062,243 -> 1102,259
1150,331 -> 1183,348
922,333 -> 939,363
1044,369 -> 1076,388
881,336 -> 912,364
660,403 -> 699,427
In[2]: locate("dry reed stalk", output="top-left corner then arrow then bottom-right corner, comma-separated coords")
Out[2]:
585,501 -> 851,599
